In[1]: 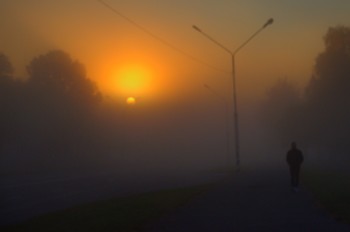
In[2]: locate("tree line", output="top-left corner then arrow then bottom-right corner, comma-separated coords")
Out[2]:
0,50 -> 124,176
262,26 -> 350,159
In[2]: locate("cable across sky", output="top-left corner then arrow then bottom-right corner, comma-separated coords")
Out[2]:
97,0 -> 228,74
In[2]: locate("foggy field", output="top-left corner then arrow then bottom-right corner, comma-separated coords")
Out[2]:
0,167 -> 223,226
1,184 -> 212,232
303,167 -> 350,224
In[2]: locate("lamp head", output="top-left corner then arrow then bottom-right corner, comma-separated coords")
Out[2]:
263,18 -> 274,28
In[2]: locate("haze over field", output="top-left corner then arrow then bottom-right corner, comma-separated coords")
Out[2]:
1,0 -> 350,172
1,0 -> 350,225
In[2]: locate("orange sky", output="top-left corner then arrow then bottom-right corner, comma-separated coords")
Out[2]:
2,0 -> 350,104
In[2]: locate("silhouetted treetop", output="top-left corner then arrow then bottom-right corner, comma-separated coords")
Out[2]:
306,26 -> 350,102
304,25 -> 350,151
324,26 -> 350,53
0,53 -> 14,77
0,52 -> 16,96
27,50 -> 101,103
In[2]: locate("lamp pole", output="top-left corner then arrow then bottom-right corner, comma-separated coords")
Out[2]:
193,18 -> 274,169
204,84 -> 230,169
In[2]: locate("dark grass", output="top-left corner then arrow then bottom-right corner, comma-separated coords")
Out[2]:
1,184 -> 213,232
302,168 -> 350,224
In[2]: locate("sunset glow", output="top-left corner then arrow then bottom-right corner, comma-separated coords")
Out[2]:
3,0 -> 350,103
126,97 -> 136,105
119,66 -> 149,90
3,1 -> 350,228
115,65 -> 152,97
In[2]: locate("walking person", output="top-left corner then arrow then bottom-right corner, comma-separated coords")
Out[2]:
286,142 -> 304,192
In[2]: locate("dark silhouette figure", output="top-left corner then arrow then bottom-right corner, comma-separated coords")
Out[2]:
286,142 -> 303,191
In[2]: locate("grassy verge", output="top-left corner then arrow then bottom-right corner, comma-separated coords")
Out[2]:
302,168 -> 350,223
2,184 -> 213,232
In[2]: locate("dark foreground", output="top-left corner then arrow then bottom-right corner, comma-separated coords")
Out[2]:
149,168 -> 350,232
0,169 -> 221,226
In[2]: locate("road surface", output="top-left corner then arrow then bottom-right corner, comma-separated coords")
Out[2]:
149,167 -> 350,232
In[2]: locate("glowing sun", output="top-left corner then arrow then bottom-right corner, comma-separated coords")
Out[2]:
117,65 -> 150,95
126,97 -> 136,105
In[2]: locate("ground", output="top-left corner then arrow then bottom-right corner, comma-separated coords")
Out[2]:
148,167 -> 350,232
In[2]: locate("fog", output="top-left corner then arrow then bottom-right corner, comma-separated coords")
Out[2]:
0,49 -> 281,178
1,1 -> 350,226
0,50 -> 280,224
2,26 -> 350,180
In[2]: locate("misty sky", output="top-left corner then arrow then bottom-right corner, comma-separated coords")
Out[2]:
2,0 -> 350,103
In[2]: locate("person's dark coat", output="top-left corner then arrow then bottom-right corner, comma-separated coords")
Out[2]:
287,148 -> 303,167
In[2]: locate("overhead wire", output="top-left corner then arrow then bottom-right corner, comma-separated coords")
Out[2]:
96,0 -> 228,74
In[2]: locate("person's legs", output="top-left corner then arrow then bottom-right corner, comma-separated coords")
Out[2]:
289,165 -> 299,192
295,165 -> 301,187
289,166 -> 295,187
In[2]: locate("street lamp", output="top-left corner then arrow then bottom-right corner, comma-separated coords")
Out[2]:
193,18 -> 274,169
204,84 -> 230,169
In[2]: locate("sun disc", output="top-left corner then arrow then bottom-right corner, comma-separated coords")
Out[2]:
126,97 -> 136,105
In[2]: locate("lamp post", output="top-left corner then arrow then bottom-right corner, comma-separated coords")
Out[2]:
204,84 -> 230,169
193,18 -> 274,169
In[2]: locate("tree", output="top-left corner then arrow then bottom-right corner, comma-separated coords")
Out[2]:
0,53 -> 13,77
324,26 -> 350,53
305,26 -> 350,153
0,51 -> 123,175
0,53 -> 18,160
22,50 -> 103,172
25,50 -> 102,138
27,50 -> 101,106
306,26 -> 350,101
